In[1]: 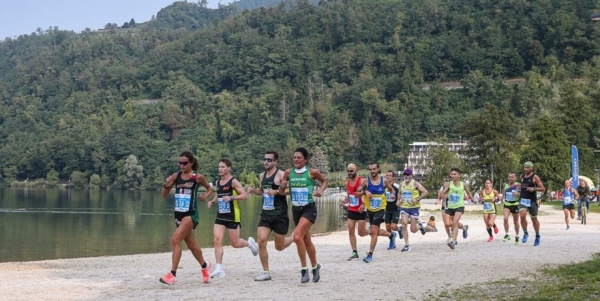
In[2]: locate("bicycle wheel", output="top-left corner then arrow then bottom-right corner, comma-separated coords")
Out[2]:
582,207 -> 587,225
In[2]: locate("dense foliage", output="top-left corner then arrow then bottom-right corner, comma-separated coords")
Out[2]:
1,0 -> 599,191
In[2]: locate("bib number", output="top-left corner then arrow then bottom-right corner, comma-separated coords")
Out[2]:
505,192 -> 515,202
520,198 -> 531,207
449,193 -> 460,205
370,196 -> 382,209
563,196 -> 573,205
386,191 -> 393,202
174,193 -> 191,212
349,195 -> 359,207
262,193 -> 275,210
218,198 -> 231,213
483,202 -> 493,211
402,190 -> 413,202
291,187 -> 309,206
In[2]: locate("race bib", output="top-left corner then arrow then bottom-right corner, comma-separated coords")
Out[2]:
505,192 -> 514,202
483,202 -> 493,211
349,195 -> 359,207
563,196 -> 573,205
386,191 -> 394,202
218,198 -> 231,213
402,190 -> 413,201
520,198 -> 531,207
291,187 -> 309,206
262,193 -> 275,210
174,193 -> 191,212
449,193 -> 460,205
370,195 -> 382,209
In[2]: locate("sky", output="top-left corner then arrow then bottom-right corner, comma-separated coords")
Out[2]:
1,0 -> 234,40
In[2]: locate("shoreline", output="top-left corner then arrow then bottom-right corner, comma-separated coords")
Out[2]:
3,204 -> 599,301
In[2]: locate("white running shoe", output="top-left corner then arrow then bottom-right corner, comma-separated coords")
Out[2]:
210,269 -> 225,279
248,237 -> 259,256
255,271 -> 272,281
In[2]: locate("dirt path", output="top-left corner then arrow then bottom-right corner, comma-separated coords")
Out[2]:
3,203 -> 599,300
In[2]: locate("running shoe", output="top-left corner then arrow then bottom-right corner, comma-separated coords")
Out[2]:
446,236 -> 452,243
533,235 -> 540,246
462,225 -> 469,239
447,241 -> 456,250
210,269 -> 225,279
401,245 -> 411,252
493,224 -> 498,234
515,236 -> 520,245
362,253 -> 373,263
503,234 -> 510,242
255,271 -> 271,281
566,226 -> 570,230
201,262 -> 211,283
312,263 -> 322,283
522,232 -> 529,243
160,272 -> 177,284
418,223 -> 426,235
388,232 -> 397,250
248,237 -> 259,256
348,252 -> 359,261
487,236 -> 494,242
301,269 -> 310,283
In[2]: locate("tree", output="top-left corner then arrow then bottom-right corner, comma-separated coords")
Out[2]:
89,174 -> 101,189
70,171 -> 88,188
425,142 -> 464,192
311,146 -> 329,177
46,169 -> 59,187
115,155 -> 144,189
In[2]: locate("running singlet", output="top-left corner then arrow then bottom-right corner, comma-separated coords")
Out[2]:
346,176 -> 363,212
365,177 -> 386,212
400,180 -> 421,209
386,183 -> 400,211
481,189 -> 495,213
562,188 -> 575,205
261,169 -> 288,216
520,174 -> 537,207
174,172 -> 198,213
215,178 -> 240,222
448,181 -> 465,209
504,184 -> 519,206
289,168 -> 315,207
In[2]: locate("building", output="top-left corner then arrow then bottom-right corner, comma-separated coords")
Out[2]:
403,142 -> 467,181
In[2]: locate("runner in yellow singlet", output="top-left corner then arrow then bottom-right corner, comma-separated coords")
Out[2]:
479,179 -> 500,242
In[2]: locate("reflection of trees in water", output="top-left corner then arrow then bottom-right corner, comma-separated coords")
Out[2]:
122,191 -> 144,231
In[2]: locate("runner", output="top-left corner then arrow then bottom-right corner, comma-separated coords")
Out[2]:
396,168 -> 429,252
278,147 -> 327,283
480,179 -> 500,242
441,168 -> 475,249
435,178 -> 469,244
518,161 -> 545,246
561,179 -> 578,230
247,151 -> 294,281
355,162 -> 397,262
159,151 -> 213,285
384,170 -> 401,250
502,172 -> 521,244
340,163 -> 370,260
207,158 -> 258,279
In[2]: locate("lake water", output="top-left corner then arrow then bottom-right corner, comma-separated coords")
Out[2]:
0,187 -> 344,263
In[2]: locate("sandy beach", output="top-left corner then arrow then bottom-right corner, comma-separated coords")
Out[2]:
3,203 -> 599,301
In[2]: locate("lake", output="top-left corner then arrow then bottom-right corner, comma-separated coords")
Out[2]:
0,187 -> 344,263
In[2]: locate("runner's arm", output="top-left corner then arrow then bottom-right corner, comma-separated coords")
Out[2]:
196,174 -> 213,201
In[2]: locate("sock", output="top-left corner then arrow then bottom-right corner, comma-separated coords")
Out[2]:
216,263 -> 223,271
302,266 -> 308,270
353,249 -> 357,254
536,232 -> 540,236
171,270 -> 177,277
524,229 -> 528,234
367,252 -> 373,256
201,262 -> 207,269
313,264 -> 319,269
487,228 -> 492,237
389,233 -> 393,240
493,223 -> 497,228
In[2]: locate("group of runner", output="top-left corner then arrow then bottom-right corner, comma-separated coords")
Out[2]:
159,148 -> 325,285
158,149 -> 548,285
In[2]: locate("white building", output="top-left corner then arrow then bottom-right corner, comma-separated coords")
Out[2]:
404,142 -> 467,177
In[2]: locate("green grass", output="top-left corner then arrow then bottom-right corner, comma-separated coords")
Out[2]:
546,200 -> 600,213
426,253 -> 600,301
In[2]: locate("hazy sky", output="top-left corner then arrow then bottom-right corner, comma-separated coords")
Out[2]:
1,0 -> 234,39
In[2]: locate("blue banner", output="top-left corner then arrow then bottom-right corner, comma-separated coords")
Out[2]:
572,145 -> 579,187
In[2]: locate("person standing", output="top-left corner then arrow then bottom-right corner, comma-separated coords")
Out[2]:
248,151 -> 294,281
441,168 -> 475,249
355,162 -> 397,262
340,163 -> 370,260
384,170 -> 401,250
159,151 -> 213,285
502,173 -> 521,244
561,179 -> 578,230
396,168 -> 429,252
278,147 -> 328,283
518,161 -> 545,246
207,158 -> 258,278
480,179 -> 500,242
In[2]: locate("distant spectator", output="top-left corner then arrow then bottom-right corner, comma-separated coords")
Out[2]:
425,216 -> 438,232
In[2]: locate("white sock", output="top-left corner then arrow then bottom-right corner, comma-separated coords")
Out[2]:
216,264 -> 223,271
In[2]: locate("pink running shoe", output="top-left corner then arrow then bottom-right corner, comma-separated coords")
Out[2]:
201,262 -> 211,284
160,272 -> 177,284
487,236 -> 494,242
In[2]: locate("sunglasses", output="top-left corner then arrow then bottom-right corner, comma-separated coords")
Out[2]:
178,161 -> 189,166
263,158 -> 274,162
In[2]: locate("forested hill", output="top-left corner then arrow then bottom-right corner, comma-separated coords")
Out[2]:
1,0 -> 599,191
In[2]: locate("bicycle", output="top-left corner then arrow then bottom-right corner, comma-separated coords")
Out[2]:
581,197 -> 589,225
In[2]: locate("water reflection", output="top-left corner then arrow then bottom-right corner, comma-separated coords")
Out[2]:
0,188 -> 343,263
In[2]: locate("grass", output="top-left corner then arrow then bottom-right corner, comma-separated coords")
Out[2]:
426,253 -> 600,301
546,200 -> 600,214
